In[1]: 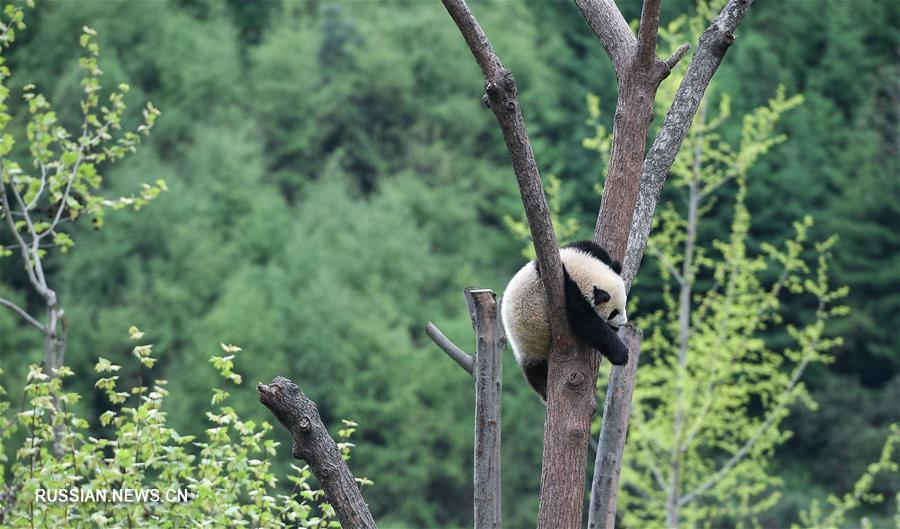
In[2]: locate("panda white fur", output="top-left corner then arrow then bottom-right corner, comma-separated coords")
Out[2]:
500,240 -> 629,400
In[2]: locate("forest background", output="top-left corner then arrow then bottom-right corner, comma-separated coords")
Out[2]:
0,1 -> 897,528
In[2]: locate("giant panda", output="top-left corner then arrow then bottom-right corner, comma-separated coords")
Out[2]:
500,240 -> 629,400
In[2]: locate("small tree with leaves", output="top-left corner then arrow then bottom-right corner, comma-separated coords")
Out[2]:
0,326 -> 361,527
577,9 -> 900,526
0,4 -> 165,376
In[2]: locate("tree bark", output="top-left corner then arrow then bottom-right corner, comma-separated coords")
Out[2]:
594,75 -> 662,259
257,377 -> 377,529
587,326 -> 642,529
470,289 -> 504,529
590,0 -> 672,261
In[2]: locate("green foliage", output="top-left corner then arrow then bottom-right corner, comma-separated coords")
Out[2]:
0,1 -> 896,528
0,326 -> 358,528
621,191 -> 847,526
793,425 -> 900,529
0,14 -> 164,258
716,0 -> 900,378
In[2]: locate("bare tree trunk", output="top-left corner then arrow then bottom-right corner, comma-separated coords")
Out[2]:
258,377 -> 377,529
587,326 -> 643,529
471,290 -> 504,529
427,287 -> 504,528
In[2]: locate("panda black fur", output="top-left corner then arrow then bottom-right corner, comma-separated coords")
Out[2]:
500,240 -> 629,400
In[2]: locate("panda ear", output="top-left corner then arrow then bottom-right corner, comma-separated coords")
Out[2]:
611,260 -> 622,274
593,286 -> 611,305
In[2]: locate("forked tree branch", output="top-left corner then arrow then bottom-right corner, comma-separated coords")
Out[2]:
258,377 -> 377,529
623,0 -> 755,289
591,1 -> 672,263
0,183 -> 44,297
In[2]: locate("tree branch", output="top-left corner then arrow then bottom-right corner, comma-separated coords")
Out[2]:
426,321 -> 475,376
440,0 -> 503,80
664,43 -> 691,71
587,325 -> 642,529
623,0 -> 755,289
0,183 -> 47,298
636,0 -> 662,67
258,377 -> 377,529
573,0 -> 636,77
440,0 -> 565,332
0,297 -> 45,332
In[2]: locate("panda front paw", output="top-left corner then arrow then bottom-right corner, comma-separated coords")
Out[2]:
604,343 -> 629,366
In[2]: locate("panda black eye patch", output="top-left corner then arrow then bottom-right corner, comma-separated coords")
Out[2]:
593,286 -> 611,305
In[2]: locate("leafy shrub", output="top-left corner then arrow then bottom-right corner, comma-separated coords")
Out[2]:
0,326 -> 364,528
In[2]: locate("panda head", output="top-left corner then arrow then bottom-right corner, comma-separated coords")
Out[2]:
592,282 -> 627,329
563,240 -> 628,329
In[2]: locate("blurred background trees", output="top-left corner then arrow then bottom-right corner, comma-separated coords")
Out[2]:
1,1 -> 897,528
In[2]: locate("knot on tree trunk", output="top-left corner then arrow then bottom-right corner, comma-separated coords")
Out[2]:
566,371 -> 586,390
483,69 -> 518,113
700,24 -> 737,55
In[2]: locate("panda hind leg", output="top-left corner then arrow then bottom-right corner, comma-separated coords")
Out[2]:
520,360 -> 548,401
